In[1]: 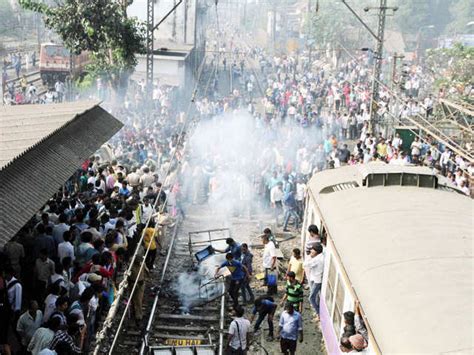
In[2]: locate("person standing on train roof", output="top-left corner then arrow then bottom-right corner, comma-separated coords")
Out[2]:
304,244 -> 324,321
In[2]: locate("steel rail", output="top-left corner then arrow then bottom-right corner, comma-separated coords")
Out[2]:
218,281 -> 226,355
139,220 -> 180,355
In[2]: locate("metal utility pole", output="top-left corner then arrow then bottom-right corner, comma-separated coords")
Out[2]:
146,0 -> 154,101
341,0 -> 397,135
146,0 -> 185,101
272,3 -> 277,53
390,51 -> 404,89
370,0 -> 388,135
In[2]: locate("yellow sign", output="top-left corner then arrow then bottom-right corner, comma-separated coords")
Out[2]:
164,339 -> 202,346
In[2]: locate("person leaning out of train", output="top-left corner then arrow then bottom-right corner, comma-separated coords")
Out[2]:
304,244 -> 324,321
340,334 -> 368,353
305,224 -> 321,255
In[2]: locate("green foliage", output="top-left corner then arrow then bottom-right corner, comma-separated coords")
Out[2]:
19,0 -> 146,89
425,43 -> 474,97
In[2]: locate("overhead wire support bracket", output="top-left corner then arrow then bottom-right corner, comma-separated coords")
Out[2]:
341,0 -> 381,43
153,0 -> 184,31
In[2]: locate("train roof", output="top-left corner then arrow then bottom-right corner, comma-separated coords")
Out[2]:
307,163 -> 473,354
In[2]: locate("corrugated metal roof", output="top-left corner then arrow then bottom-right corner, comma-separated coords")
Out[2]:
307,166 -> 473,354
0,101 -> 100,170
0,102 -> 123,246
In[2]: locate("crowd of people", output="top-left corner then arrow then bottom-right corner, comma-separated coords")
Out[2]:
0,26 -> 472,355
2,51 -> 36,79
220,223 -> 368,355
0,76 -> 187,354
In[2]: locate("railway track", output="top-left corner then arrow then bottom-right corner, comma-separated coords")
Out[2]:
102,38 -> 265,355
6,70 -> 48,96
110,209 -> 230,355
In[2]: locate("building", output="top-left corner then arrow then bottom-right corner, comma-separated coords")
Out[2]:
128,0 -> 209,89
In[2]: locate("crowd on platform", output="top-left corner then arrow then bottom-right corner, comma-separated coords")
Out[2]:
0,79 -> 184,355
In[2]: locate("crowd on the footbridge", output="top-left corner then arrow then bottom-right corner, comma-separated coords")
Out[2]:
1,31 -> 473,355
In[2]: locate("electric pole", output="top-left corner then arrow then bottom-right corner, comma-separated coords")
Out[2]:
146,0 -> 154,102
370,0 -> 388,135
390,52 -> 404,90
341,0 -> 397,135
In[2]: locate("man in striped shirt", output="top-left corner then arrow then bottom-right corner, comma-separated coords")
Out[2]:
49,322 -> 84,354
279,272 -> 304,313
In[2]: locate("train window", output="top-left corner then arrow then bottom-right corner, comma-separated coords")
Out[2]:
325,257 -> 336,317
401,173 -> 418,186
386,173 -> 401,186
367,173 -> 384,187
419,175 -> 436,188
333,276 -> 346,335
333,304 -> 342,336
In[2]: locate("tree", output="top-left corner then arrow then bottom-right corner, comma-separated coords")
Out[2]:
425,43 -> 474,99
19,0 -> 146,97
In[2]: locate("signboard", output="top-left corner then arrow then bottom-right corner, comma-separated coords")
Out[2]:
163,339 -> 202,346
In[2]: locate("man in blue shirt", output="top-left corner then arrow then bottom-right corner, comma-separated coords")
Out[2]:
278,303 -> 303,355
282,191 -> 300,232
119,181 -> 131,197
215,238 -> 242,260
215,253 -> 249,308
240,243 -> 254,304
250,296 -> 277,340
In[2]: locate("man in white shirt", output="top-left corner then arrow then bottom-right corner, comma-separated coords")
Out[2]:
270,182 -> 284,225
139,166 -> 155,189
5,266 -> 22,318
227,306 -> 251,354
303,244 -> 324,320
392,132 -> 402,150
57,230 -> 75,263
262,235 -> 278,295
52,214 -> 70,246
16,300 -> 43,348
295,178 -> 306,219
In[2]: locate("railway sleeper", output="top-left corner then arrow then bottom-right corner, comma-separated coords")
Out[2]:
157,313 -> 220,322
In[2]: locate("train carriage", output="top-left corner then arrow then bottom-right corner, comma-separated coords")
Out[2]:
301,162 -> 473,354
39,43 -> 90,85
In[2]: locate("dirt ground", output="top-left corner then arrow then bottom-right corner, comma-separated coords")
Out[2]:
227,210 -> 326,355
